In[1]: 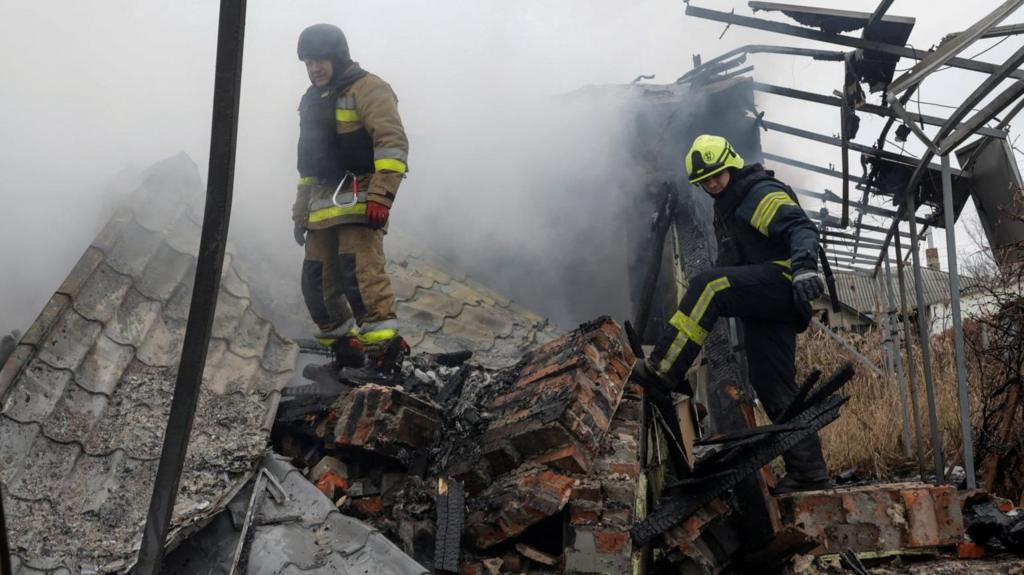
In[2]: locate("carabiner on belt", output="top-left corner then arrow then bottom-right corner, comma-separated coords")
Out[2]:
331,171 -> 360,208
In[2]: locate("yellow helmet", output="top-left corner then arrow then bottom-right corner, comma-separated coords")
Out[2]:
685,134 -> 745,184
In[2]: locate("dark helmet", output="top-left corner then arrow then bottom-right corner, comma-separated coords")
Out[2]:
297,23 -> 350,63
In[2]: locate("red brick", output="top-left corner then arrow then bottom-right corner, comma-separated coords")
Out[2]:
314,470 -> 349,500
465,467 -> 576,549
593,530 -> 630,554
333,384 -> 439,456
570,506 -> 600,525
352,496 -> 384,516
533,444 -> 589,474
958,541 -> 985,559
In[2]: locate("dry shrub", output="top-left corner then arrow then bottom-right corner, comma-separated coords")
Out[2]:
796,326 -> 983,480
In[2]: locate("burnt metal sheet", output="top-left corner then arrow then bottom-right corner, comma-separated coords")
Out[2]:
956,137 -> 1024,268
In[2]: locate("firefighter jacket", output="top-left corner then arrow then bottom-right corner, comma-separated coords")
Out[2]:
293,62 -> 409,229
711,164 -> 820,274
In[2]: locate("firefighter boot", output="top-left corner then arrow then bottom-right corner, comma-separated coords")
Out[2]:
772,435 -> 833,495
338,335 -> 409,386
302,336 -> 366,384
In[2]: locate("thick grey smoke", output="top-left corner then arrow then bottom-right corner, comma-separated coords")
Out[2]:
1,0 -> 1016,333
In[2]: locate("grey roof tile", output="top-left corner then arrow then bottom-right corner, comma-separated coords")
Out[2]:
5,437 -> 80,501
135,314 -> 186,367
438,317 -> 496,351
103,288 -> 163,348
231,306 -> 273,359
136,243 -> 194,301
406,289 -> 465,319
165,278 -> 194,321
457,303 -> 516,338
202,342 -> 262,395
262,330 -> 299,374
103,219 -> 166,277
221,257 -> 252,301
73,334 -> 135,396
396,300 -> 447,333
211,291 -> 250,341
164,211 -> 203,256
72,262 -> 134,324
18,294 -> 71,349
0,418 -> 41,483
389,267 -> 421,302
41,382 -> 108,444
2,360 -> 74,424
36,310 -> 102,371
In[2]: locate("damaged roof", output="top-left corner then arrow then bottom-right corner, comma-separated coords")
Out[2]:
0,154 -> 298,573
163,453 -> 429,574
0,153 -> 559,572
831,267 -> 980,315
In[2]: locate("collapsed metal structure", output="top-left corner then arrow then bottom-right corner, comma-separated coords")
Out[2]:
679,0 -> 1024,492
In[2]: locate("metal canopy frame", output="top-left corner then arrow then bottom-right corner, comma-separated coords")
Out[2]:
681,0 -> 1024,491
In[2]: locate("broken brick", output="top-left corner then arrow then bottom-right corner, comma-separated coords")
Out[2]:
515,543 -> 559,567
456,318 -> 635,485
332,384 -> 440,461
958,541 -> 986,559
308,455 -> 348,483
593,530 -> 629,554
465,466 -> 576,549
777,482 -> 965,553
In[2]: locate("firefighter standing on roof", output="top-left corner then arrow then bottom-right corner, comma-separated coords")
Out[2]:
293,23 -> 409,379
636,134 -> 832,494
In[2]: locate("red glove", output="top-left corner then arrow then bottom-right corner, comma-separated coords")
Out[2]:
366,200 -> 390,229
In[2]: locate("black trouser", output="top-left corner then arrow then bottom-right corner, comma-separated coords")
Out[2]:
650,262 -> 827,480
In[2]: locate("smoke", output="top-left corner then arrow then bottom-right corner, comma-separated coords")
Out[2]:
2,0 -> 1004,334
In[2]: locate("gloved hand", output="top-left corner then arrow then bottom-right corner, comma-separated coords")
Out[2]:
630,358 -> 675,395
792,269 -> 825,303
293,222 -> 307,247
366,200 -> 390,229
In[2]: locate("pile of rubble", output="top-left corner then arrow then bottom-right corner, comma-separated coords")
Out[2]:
272,317 -> 642,573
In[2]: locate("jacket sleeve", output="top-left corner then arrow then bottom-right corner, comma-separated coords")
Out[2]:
735,184 -> 820,272
355,76 -> 409,208
292,179 -> 313,225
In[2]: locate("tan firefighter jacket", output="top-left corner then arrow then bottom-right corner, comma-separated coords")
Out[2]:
293,68 -> 408,229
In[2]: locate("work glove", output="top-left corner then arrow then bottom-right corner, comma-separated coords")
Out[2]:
366,201 -> 390,229
792,269 -> 825,303
293,222 -> 307,247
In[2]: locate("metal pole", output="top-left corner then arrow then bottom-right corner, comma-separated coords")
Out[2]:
894,231 -> 929,478
810,318 -> 885,377
135,0 -> 247,572
883,251 -> 914,458
907,191 -> 946,481
941,154 -> 977,489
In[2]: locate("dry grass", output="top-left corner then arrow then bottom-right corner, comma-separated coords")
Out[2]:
796,326 -> 986,480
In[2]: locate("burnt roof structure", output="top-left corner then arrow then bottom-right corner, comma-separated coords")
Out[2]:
680,0 -> 1024,492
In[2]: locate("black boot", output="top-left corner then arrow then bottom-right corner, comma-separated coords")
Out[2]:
302,336 -> 366,383
338,335 -> 409,386
772,434 -> 832,495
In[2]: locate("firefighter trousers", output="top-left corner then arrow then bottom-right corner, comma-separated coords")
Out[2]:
301,224 -> 398,338
651,262 -> 827,480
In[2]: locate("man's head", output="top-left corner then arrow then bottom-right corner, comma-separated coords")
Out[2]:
297,23 -> 350,86
685,134 -> 744,196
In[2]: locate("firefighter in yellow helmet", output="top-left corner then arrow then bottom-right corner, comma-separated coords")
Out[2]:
293,24 -> 409,382
637,134 -> 831,493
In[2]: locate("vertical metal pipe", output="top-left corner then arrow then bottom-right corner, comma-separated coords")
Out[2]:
135,1 -> 247,572
894,230 -> 929,477
883,251 -> 913,457
941,154 -> 977,489
907,191 -> 946,481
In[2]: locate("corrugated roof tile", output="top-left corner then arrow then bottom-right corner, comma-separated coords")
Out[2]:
0,417 -> 41,483
5,437 -> 80,501
396,300 -> 447,333
104,220 -> 165,277
203,343 -> 262,395
74,335 -> 135,396
456,304 -> 515,338
406,289 -> 465,319
2,360 -> 73,424
36,310 -> 102,371
211,291 -> 249,340
261,331 -> 299,374
103,288 -> 163,348
42,383 -> 108,444
136,243 -> 194,301
72,262 -> 134,324
389,266 -> 421,302
136,315 -> 186,367
231,306 -> 273,359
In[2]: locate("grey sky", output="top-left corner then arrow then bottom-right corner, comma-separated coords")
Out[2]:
2,0 -> 1022,330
